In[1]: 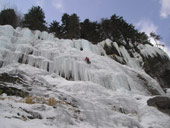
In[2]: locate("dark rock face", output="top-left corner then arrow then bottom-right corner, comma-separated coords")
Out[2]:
104,41 -> 170,89
137,74 -> 161,95
0,73 -> 28,86
0,73 -> 29,97
0,84 -> 29,97
143,55 -> 170,89
147,96 -> 170,116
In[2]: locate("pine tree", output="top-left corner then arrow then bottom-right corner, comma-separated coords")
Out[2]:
0,8 -> 17,28
136,32 -> 149,45
80,19 -> 90,39
22,6 -> 47,31
49,20 -> 61,38
101,18 -> 114,40
80,19 -> 101,44
61,13 -> 70,38
150,32 -> 161,46
67,13 -> 80,39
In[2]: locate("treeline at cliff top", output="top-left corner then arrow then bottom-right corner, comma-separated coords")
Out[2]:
0,6 -> 151,45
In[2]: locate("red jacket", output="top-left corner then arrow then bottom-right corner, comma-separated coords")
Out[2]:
85,57 -> 89,61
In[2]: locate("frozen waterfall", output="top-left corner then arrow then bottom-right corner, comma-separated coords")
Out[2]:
0,25 -> 165,95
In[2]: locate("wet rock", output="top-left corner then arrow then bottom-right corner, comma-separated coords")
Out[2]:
0,73 -> 28,86
0,61 -> 3,68
142,55 -> 170,89
147,96 -> 170,116
137,74 -> 161,95
0,84 -> 29,97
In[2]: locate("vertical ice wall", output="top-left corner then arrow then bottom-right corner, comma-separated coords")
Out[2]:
0,25 -> 165,95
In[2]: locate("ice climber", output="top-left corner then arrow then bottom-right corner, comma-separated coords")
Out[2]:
85,57 -> 91,64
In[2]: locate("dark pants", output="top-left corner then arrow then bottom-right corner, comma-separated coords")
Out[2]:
86,60 -> 91,64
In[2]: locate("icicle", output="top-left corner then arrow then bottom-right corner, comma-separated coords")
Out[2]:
0,25 -> 14,37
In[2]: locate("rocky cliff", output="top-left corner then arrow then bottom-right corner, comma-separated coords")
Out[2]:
100,39 -> 170,90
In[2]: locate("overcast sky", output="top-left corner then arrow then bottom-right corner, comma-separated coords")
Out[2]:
0,0 -> 170,53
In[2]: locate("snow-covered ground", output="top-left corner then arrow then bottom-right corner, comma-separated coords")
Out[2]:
0,25 -> 170,128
